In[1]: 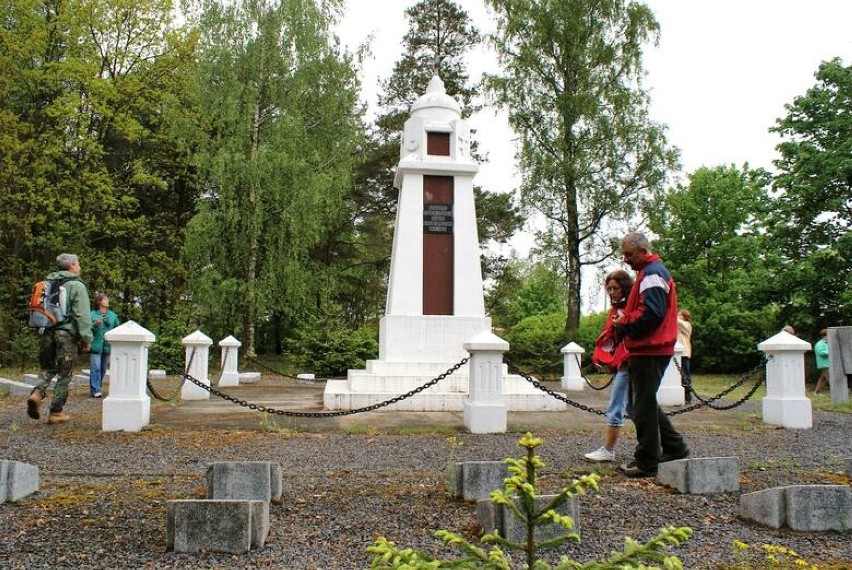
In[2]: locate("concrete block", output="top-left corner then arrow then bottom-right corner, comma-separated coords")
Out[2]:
1,460 -> 40,503
476,499 -> 502,534
207,461 -> 282,505
148,369 -> 167,377
454,461 -> 507,501
657,457 -> 739,494
167,499 -> 269,553
500,495 -> 580,543
0,377 -> 34,397
740,487 -> 786,529
740,485 -> 852,531
785,485 -> 852,531
239,372 -> 261,384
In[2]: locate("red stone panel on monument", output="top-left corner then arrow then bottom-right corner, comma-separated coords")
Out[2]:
423,175 -> 454,315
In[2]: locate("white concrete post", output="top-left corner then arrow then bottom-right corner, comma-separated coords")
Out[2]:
218,336 -> 242,387
560,342 -> 585,391
758,330 -> 812,429
463,331 -> 509,434
102,321 -> 155,432
181,330 -> 213,401
658,342 -> 686,406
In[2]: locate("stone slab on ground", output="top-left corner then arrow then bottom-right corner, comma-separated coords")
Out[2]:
166,499 -> 269,553
207,461 -> 283,504
477,494 -> 580,542
657,457 -> 740,494
740,485 -> 852,531
1,460 -> 40,503
449,461 -> 508,501
0,377 -> 34,397
239,372 -> 261,384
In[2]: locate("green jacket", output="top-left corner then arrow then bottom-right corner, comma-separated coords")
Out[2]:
90,308 -> 120,354
814,338 -> 829,370
47,270 -> 93,345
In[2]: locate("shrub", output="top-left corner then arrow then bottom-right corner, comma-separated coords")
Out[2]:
368,432 -> 692,569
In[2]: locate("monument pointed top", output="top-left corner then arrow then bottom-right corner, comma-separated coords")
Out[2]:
411,74 -> 461,117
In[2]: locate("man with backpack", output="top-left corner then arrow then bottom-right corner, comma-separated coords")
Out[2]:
27,253 -> 93,424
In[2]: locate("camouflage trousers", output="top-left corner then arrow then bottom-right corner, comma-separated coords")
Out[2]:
35,329 -> 79,413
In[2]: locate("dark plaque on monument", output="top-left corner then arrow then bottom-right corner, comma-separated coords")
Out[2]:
423,203 -> 454,234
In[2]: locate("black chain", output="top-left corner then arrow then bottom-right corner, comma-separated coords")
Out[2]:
147,347 -> 196,402
669,358 -> 768,415
509,357 -> 768,417
507,360 -> 608,416
241,354 -> 328,384
148,346 -> 468,417
576,355 -> 614,391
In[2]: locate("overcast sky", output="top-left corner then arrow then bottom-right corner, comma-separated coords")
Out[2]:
337,0 -> 852,189
335,0 -> 851,310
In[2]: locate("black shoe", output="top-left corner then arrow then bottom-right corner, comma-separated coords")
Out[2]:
660,448 -> 690,463
622,464 -> 657,478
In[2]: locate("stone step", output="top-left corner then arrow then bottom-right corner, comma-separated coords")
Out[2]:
657,456 -> 740,494
477,494 -> 580,542
740,485 -> 852,531
206,461 -> 283,505
449,461 -> 508,501
166,499 -> 269,553
1,460 -> 40,503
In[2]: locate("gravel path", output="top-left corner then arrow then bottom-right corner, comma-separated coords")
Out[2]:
1,384 -> 850,569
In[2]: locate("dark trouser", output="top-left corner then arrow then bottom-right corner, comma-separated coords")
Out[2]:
629,355 -> 687,470
681,356 -> 692,401
35,329 -> 78,413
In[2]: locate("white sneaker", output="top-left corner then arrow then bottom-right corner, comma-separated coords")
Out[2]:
584,446 -> 616,462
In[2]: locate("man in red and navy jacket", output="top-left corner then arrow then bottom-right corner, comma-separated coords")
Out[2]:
613,233 -> 689,477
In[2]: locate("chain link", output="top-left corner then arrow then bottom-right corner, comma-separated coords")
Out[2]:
507,360 -> 608,416
576,354 -> 614,391
148,347 -> 468,417
241,354 -> 327,384
510,356 -> 768,417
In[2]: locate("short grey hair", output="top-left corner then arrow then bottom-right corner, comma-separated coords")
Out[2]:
56,253 -> 80,270
621,233 -> 651,252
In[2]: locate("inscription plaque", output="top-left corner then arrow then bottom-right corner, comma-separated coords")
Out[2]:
423,203 -> 453,234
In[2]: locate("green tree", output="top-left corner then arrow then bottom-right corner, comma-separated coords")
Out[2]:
649,165 -> 778,372
184,0 -> 362,353
0,0 -> 199,355
485,0 -> 678,334
769,57 -> 852,334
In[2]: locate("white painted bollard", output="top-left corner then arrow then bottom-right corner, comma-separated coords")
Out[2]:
102,321 -> 155,432
560,342 -> 585,391
759,330 -> 812,429
463,331 -> 509,434
182,330 -> 213,401
658,342 -> 686,406
218,336 -> 242,387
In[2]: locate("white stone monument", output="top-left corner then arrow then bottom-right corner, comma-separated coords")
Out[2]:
324,76 -> 562,412
218,336 -> 242,387
657,342 -> 686,406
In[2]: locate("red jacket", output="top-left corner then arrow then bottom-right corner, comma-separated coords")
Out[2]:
619,254 -> 678,356
593,299 -> 629,372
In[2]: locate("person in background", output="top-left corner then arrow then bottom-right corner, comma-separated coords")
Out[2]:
813,329 -> 830,393
27,253 -> 93,424
613,233 -> 689,478
584,270 -> 634,463
89,293 -> 120,398
677,309 -> 693,404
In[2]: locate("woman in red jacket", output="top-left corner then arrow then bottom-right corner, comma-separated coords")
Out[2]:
584,269 -> 633,462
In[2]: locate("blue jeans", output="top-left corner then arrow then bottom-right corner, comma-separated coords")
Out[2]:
604,368 -> 630,427
89,352 -> 110,395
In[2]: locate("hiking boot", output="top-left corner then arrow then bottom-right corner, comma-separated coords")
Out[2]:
27,390 -> 44,420
660,447 -> 690,463
584,446 -> 616,462
622,463 -> 657,478
47,411 -> 71,425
